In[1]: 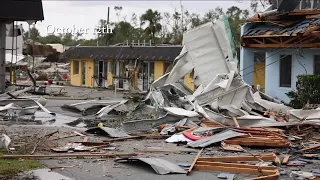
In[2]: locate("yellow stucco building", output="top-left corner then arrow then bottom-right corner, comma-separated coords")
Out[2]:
64,46 -> 195,91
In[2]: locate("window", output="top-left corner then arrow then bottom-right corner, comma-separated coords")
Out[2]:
314,55 -> 320,74
164,62 -> 172,74
254,52 -> 265,63
279,55 -> 292,88
73,60 -> 79,75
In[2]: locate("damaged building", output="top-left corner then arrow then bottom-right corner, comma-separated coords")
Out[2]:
63,45 -> 196,91
240,0 -> 320,102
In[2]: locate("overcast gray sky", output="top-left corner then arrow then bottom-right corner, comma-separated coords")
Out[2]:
22,1 -> 259,39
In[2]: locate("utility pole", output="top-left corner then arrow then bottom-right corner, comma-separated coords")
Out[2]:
106,7 -> 110,46
32,23 -> 35,72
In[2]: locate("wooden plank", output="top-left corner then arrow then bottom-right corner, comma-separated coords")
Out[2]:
135,149 -> 196,153
193,165 -> 278,177
198,153 -> 277,162
243,43 -> 320,48
232,117 -> 240,128
301,144 -> 320,152
266,38 -> 280,44
187,148 -> 203,176
303,26 -> 320,36
0,153 -> 138,159
196,161 -> 277,170
282,155 -> 290,165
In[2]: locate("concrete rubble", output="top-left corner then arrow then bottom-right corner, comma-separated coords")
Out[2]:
0,16 -> 319,180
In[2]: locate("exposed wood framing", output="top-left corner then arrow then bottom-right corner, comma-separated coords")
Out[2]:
242,35 -> 320,48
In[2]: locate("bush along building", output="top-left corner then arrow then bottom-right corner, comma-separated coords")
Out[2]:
63,44 -> 196,92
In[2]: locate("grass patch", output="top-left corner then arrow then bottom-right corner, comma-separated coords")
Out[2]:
0,151 -> 43,178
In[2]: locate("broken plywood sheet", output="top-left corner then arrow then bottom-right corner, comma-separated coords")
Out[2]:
85,127 -> 129,138
115,157 -> 186,175
188,129 -> 246,148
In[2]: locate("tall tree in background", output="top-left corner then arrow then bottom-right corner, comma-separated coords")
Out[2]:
250,0 -> 272,13
24,2 -> 254,47
140,9 -> 162,43
114,6 -> 123,22
226,6 -> 249,46
23,27 -> 41,41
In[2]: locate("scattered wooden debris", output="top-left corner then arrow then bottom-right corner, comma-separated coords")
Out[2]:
221,142 -> 245,152
301,143 -> 320,152
0,153 -> 138,159
282,155 -> 291,165
187,148 -> 203,176
193,153 -> 280,180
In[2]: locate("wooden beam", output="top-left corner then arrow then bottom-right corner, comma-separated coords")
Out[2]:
283,37 -> 299,44
303,26 -> 320,36
282,155 -> 290,165
306,14 -> 320,19
232,117 -> 240,128
266,38 -> 280,44
198,153 -> 278,162
301,36 -> 317,44
252,38 -> 264,44
187,148 -> 203,176
243,43 -> 320,48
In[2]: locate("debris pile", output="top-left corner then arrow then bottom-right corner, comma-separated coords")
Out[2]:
50,15 -> 319,179
0,14 -> 319,179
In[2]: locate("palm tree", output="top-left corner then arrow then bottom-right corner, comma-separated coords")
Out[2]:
140,9 -> 162,43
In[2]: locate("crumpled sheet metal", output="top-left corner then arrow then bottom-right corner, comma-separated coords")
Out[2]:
165,18 -> 237,87
195,76 -> 249,108
188,129 -> 246,148
85,127 -> 130,138
95,100 -> 128,118
160,118 -> 199,135
254,97 -> 292,112
289,109 -> 320,120
122,114 -> 182,134
115,157 -> 186,175
163,107 -> 200,117
201,108 -> 295,127
61,100 -> 123,115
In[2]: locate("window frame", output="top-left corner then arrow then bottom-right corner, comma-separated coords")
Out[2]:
279,55 -> 292,88
73,60 -> 80,75
314,55 -> 320,74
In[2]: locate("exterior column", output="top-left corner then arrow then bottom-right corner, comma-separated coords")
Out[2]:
0,22 -> 6,93
240,47 -> 254,85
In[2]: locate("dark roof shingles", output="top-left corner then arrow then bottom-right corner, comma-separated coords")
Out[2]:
62,46 -> 183,61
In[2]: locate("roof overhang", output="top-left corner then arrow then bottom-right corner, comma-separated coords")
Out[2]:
0,0 -> 44,21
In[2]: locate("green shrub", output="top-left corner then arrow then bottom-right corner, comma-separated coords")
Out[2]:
286,74 -> 320,109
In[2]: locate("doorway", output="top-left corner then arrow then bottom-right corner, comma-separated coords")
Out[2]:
142,62 -> 154,91
98,60 -> 104,87
82,61 -> 86,85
